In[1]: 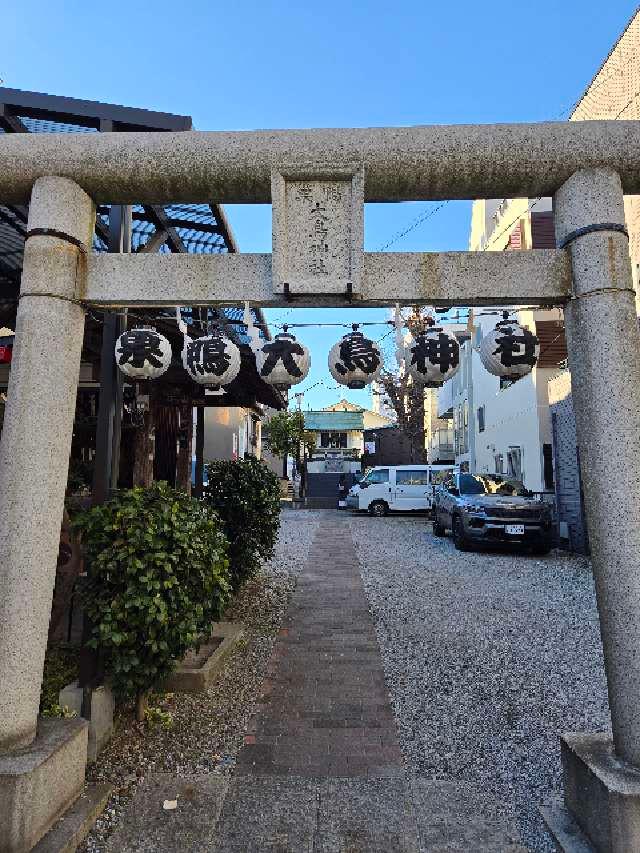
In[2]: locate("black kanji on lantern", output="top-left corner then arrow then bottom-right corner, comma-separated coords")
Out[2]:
411,331 -> 459,375
260,334 -> 305,378
493,325 -> 539,368
335,331 -> 380,376
186,335 -> 231,377
118,330 -> 165,369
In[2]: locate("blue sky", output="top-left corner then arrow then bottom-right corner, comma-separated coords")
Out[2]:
3,0 -> 638,408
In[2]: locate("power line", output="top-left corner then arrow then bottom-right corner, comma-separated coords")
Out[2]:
553,52 -> 634,120
377,201 -> 449,252
615,85 -> 640,118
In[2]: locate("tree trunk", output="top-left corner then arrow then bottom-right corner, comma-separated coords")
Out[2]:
132,407 -> 155,487
136,691 -> 149,722
154,399 -> 179,485
175,403 -> 193,494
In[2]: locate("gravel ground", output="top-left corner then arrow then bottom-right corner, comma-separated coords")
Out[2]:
350,513 -> 610,853
81,509 -> 321,852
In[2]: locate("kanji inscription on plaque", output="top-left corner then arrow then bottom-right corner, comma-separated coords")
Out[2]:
272,166 -> 364,296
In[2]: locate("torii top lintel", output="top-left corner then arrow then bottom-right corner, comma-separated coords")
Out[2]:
1,121 -> 640,205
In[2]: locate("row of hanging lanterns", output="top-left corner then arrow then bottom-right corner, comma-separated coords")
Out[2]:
114,307 -> 539,393
478,311 -> 540,381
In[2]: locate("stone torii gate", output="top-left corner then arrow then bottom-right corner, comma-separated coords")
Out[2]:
1,123 -> 640,851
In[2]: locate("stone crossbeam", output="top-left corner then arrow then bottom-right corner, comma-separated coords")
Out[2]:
1,121 -> 640,204
82,249 -> 571,308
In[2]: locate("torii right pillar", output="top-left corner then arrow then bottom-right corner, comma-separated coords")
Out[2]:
550,168 -> 640,852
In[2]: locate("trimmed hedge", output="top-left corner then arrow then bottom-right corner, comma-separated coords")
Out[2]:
203,458 -> 281,589
73,482 -> 230,701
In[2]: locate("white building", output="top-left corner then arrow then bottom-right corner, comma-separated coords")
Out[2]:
438,309 -> 563,493
304,399 -> 393,462
371,379 -> 396,422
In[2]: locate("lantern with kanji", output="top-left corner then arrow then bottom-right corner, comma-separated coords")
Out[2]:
183,329 -> 241,389
256,325 -> 310,391
404,321 -> 460,387
329,325 -> 384,389
115,327 -> 172,379
479,312 -> 540,380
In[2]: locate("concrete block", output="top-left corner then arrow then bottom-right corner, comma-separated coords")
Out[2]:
59,682 -> 114,763
271,165 -> 364,297
560,732 -> 640,852
32,783 -> 111,853
164,623 -> 244,694
103,774 -> 228,853
541,795 -> 596,853
0,717 -> 88,853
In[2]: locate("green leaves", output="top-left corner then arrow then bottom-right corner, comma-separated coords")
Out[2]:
73,482 -> 231,700
263,410 -> 306,458
203,459 -> 281,590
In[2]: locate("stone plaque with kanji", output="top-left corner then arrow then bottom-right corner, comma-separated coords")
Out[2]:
272,167 -> 364,297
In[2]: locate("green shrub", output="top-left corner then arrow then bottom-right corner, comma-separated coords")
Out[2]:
73,482 -> 231,702
40,644 -> 79,715
203,459 -> 281,589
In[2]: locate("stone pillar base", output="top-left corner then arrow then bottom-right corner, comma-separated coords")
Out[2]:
59,681 -> 114,763
0,717 -> 88,853
544,732 -> 640,852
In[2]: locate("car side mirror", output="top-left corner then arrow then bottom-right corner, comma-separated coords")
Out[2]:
448,486 -> 459,496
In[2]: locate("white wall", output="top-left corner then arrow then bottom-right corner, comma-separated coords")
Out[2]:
203,406 -> 257,462
470,311 -> 552,492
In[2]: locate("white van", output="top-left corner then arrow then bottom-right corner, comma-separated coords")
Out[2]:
346,464 -> 454,516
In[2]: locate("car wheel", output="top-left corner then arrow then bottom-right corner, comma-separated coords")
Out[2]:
452,516 -> 471,551
432,517 -> 446,537
369,500 -> 388,518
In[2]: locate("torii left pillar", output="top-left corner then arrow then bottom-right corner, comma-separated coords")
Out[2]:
0,177 -> 92,851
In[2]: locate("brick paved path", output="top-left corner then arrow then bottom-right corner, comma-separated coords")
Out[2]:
235,516 -> 403,778
105,513 -> 527,852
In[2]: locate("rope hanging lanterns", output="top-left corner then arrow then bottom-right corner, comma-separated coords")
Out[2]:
176,308 -> 241,392
404,317 -> 460,387
479,311 -> 540,380
182,328 -> 241,388
115,327 -> 172,379
329,324 -> 384,389
255,324 -> 310,391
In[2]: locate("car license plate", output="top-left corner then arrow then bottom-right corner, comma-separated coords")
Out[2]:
506,524 -> 525,535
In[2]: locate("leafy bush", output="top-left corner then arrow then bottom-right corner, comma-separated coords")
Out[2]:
73,482 -> 231,703
264,411 -> 306,460
203,459 -> 281,589
40,644 -> 79,716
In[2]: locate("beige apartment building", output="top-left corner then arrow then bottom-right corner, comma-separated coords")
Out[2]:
470,8 -> 640,309
459,11 -> 640,551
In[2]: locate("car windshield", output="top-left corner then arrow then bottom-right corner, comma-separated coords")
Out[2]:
362,468 -> 389,484
459,473 -> 529,496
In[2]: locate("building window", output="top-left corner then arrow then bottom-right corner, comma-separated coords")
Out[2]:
477,405 -> 485,433
320,431 -> 348,449
495,453 -> 504,474
543,443 -> 554,490
507,446 -> 523,481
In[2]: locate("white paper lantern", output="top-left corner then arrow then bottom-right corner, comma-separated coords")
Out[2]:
182,329 -> 241,388
256,326 -> 310,390
404,326 -> 460,387
115,327 -> 172,379
328,326 -> 384,390
479,314 -> 540,380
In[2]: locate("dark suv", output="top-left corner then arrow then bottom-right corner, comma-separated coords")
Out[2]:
433,472 -> 553,554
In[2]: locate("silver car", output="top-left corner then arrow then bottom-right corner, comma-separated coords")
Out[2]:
433,472 -> 553,554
